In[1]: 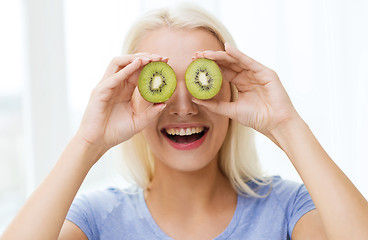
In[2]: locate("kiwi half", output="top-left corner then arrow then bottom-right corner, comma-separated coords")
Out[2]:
185,58 -> 222,100
138,61 -> 177,103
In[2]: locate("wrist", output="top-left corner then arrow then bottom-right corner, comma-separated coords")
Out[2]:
268,111 -> 307,150
70,133 -> 107,167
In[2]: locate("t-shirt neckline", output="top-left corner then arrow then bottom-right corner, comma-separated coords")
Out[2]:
137,188 -> 243,240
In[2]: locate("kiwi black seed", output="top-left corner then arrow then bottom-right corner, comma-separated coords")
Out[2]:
185,58 -> 222,100
138,61 -> 177,103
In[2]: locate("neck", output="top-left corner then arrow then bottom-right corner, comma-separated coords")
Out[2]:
144,155 -> 236,215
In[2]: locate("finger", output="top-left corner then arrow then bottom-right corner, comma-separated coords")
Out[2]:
100,57 -> 143,94
192,98 -> 237,120
102,54 -> 169,79
193,50 -> 266,92
133,53 -> 170,63
192,50 -> 244,73
102,55 -> 150,79
225,43 -> 265,73
133,103 -> 167,132
103,54 -> 169,90
134,52 -> 151,56
192,51 -> 252,89
193,50 -> 230,63
205,51 -> 244,73
221,67 -> 238,82
148,54 -> 169,62
108,56 -> 170,99
136,53 -> 169,63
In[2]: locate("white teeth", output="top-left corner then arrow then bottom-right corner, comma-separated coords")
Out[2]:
165,127 -> 205,136
186,128 -> 191,135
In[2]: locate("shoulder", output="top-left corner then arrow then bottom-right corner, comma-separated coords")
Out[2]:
66,187 -> 142,239
248,176 -> 310,201
268,176 -> 315,216
269,176 -> 308,201
71,187 -> 140,217
77,187 -> 130,206
238,176 -> 316,236
250,176 -> 315,212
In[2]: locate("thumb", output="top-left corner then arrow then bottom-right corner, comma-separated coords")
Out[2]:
133,103 -> 166,132
192,99 -> 237,120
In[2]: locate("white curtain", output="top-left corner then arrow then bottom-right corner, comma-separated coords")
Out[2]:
0,0 -> 367,232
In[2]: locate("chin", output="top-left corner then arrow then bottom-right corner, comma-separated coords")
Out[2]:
153,149 -> 218,173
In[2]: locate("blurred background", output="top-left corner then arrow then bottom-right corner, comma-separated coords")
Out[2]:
0,0 -> 367,232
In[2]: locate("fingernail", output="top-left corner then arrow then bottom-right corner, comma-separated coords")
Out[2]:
192,99 -> 201,104
160,103 -> 166,111
155,103 -> 166,111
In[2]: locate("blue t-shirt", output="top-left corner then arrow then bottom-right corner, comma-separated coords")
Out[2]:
66,176 -> 315,239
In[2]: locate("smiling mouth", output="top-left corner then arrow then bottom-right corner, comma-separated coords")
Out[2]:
161,127 -> 209,144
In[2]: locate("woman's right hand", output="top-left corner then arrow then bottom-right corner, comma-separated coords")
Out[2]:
76,54 -> 167,158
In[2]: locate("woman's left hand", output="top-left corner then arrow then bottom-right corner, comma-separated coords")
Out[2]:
192,43 -> 299,140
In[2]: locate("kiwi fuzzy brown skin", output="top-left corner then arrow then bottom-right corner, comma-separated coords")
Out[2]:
185,58 -> 223,100
138,61 -> 177,103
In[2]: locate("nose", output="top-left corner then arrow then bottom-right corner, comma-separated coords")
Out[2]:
167,79 -> 198,117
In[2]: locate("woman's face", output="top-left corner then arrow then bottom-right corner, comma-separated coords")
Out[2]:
134,28 -> 231,172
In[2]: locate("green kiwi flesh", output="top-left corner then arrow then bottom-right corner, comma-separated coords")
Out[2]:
185,58 -> 222,100
138,61 -> 177,103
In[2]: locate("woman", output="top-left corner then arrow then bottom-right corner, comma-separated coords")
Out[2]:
2,4 -> 367,240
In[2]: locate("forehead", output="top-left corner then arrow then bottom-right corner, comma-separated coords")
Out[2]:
135,28 -> 223,63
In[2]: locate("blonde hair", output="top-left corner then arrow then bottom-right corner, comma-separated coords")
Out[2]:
117,4 -> 270,197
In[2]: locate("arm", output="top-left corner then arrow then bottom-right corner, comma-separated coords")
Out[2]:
271,112 -> 368,239
292,209 -> 327,239
59,220 -> 89,240
192,43 -> 368,239
0,137 -> 101,240
1,55 -> 166,240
